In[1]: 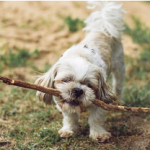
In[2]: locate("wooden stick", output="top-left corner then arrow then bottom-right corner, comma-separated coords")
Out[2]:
93,99 -> 150,113
0,75 -> 150,114
0,75 -> 60,96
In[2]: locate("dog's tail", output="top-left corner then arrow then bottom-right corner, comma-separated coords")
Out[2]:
83,2 -> 125,40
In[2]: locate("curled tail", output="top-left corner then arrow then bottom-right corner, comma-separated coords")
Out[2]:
83,2 -> 125,40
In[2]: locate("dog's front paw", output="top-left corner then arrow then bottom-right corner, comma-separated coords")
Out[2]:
59,128 -> 73,138
90,130 -> 111,142
96,132 -> 111,142
59,126 -> 80,138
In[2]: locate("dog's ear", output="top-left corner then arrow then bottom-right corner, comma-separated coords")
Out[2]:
96,70 -> 117,104
35,63 -> 59,105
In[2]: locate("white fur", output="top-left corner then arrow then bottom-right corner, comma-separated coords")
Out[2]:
83,1 -> 125,39
35,2 -> 125,142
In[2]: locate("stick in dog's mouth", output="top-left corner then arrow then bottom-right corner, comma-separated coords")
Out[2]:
60,98 -> 86,112
60,96 -> 80,106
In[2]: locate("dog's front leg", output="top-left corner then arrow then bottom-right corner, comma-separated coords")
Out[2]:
88,106 -> 111,142
59,111 -> 80,137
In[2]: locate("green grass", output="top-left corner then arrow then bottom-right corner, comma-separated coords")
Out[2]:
1,49 -> 30,67
125,48 -> 150,81
124,17 -> 150,46
64,16 -> 84,32
124,83 -> 150,107
0,48 -> 39,70
123,17 -> 150,107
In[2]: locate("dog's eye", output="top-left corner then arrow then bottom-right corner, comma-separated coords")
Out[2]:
87,84 -> 93,89
61,78 -> 71,83
62,79 -> 68,83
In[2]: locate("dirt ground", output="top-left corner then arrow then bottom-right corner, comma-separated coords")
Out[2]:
0,1 -> 150,150
1,1 -> 149,64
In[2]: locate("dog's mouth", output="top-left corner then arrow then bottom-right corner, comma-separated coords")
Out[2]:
63,100 -> 80,106
60,96 -> 80,106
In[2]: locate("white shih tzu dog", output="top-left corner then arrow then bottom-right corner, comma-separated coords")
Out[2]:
35,2 -> 125,142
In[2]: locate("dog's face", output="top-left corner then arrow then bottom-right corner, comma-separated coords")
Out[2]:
54,57 -> 98,108
35,56 -> 116,111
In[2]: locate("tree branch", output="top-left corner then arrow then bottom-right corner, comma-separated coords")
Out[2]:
0,75 -> 60,96
0,75 -> 150,114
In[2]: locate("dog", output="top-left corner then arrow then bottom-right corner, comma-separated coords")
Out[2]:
35,2 -> 125,142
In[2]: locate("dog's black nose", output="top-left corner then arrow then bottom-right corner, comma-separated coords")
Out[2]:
72,88 -> 83,98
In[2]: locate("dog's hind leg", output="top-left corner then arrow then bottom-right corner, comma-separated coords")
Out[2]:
111,42 -> 125,105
